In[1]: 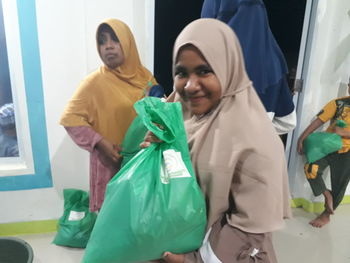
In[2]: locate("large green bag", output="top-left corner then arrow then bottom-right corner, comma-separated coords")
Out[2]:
53,189 -> 97,248
303,120 -> 347,163
303,132 -> 342,163
303,132 -> 343,163
82,97 -> 207,263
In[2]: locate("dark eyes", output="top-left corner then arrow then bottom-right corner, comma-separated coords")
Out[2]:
174,70 -> 187,78
97,36 -> 107,45
97,33 -> 119,45
198,68 -> 213,75
175,67 -> 213,78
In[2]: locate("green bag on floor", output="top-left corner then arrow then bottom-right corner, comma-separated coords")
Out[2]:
53,189 -> 97,248
82,97 -> 207,263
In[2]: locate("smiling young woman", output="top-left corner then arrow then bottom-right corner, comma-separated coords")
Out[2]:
161,18 -> 291,263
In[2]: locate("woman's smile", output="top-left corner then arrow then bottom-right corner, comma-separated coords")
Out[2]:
188,95 -> 205,104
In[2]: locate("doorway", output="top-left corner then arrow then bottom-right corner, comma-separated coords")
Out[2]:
154,0 -> 204,95
154,0 -> 307,97
263,0 -> 307,92
263,0 -> 307,146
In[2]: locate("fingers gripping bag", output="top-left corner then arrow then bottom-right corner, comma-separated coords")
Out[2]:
82,97 -> 207,263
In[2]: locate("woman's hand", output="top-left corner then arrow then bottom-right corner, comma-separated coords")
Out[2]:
163,252 -> 185,263
96,138 -> 122,167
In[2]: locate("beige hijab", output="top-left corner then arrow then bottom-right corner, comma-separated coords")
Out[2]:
172,19 -> 291,233
60,19 -> 157,144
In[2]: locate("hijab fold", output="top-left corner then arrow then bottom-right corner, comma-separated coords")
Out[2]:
60,19 -> 157,144
173,19 -> 291,233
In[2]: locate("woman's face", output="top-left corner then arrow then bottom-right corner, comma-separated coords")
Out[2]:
174,45 -> 221,116
98,30 -> 124,69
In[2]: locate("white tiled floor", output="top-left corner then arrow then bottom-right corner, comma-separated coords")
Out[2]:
12,205 -> 350,263
274,205 -> 350,263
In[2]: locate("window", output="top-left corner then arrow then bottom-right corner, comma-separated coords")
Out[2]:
0,0 -> 52,190
0,2 -> 18,158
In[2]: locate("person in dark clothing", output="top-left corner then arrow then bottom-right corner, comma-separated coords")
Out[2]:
201,0 -> 296,135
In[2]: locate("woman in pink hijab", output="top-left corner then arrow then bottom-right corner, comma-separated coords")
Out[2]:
144,18 -> 291,263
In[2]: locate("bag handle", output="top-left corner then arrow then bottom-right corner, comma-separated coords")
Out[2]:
134,97 -> 182,143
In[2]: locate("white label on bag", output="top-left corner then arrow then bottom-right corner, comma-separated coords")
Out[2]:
161,149 -> 191,183
160,160 -> 170,184
68,211 -> 85,221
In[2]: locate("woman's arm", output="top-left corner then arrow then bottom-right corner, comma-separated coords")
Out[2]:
65,126 -> 122,164
65,126 -> 102,152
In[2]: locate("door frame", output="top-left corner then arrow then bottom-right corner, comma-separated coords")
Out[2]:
285,0 -> 319,177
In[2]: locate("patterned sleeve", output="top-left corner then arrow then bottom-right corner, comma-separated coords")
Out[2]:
65,126 -> 103,153
317,99 -> 337,123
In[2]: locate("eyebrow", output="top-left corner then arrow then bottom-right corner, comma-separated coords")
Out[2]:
174,65 -> 186,71
196,64 -> 211,70
174,64 -> 211,71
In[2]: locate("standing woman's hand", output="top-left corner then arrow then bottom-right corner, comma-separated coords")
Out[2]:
96,137 -> 122,167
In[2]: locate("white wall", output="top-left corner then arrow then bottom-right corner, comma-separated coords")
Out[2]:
289,0 -> 350,201
1,0 -> 350,224
1,0 -> 154,224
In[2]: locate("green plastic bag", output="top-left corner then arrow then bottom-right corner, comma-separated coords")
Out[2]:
120,115 -> 148,167
303,120 -> 347,163
53,189 -> 97,248
303,133 -> 342,163
83,97 -> 207,263
336,119 -> 347,128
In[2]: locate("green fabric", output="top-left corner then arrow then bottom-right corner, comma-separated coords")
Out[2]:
303,132 -> 342,163
83,97 -> 207,263
336,119 -> 347,128
53,189 -> 97,248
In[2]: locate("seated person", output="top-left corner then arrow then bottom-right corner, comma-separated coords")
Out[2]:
297,78 -> 350,228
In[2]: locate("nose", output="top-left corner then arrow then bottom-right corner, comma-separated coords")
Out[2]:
105,38 -> 115,49
184,74 -> 200,93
